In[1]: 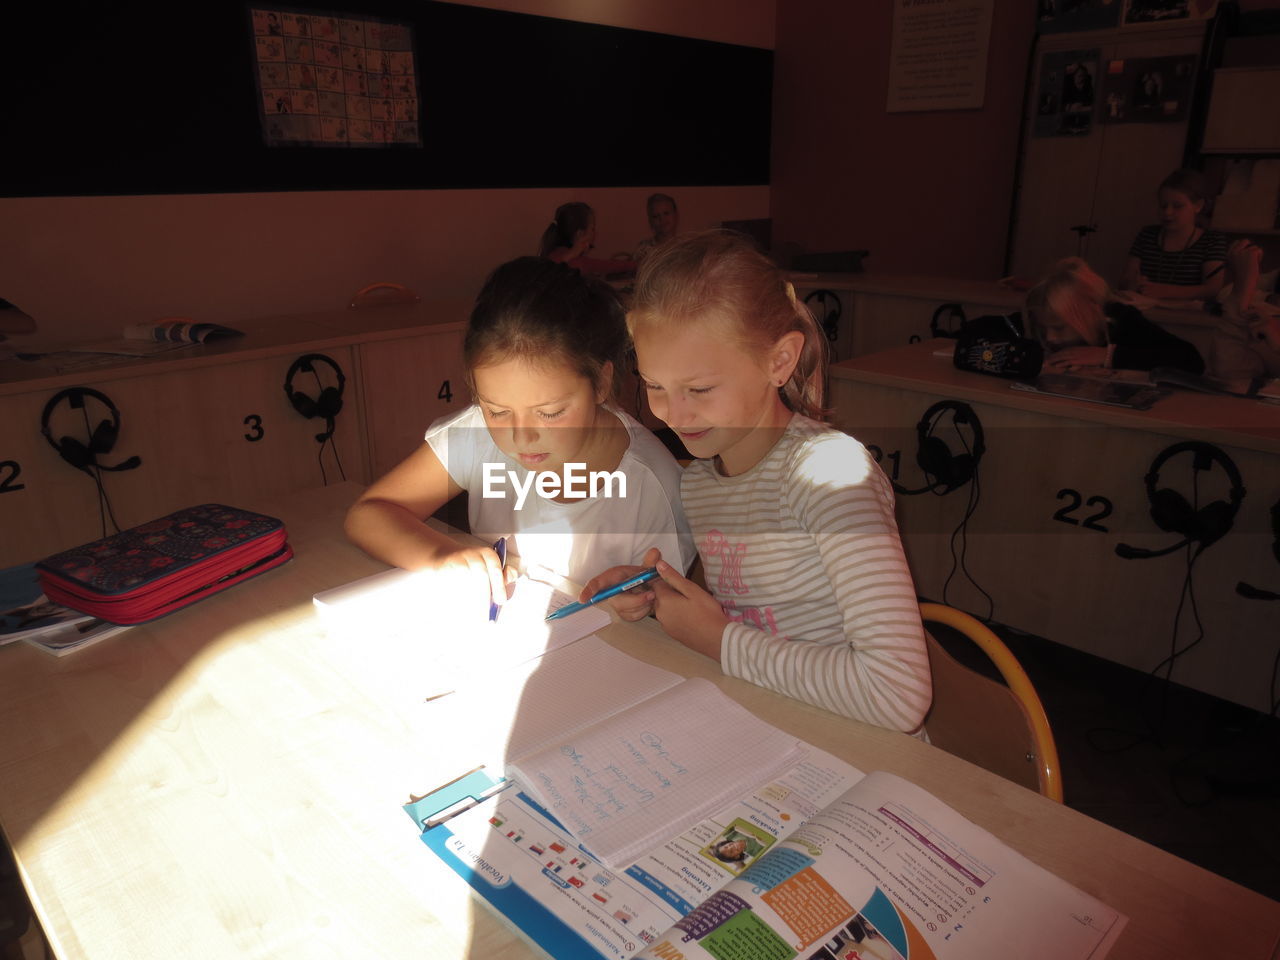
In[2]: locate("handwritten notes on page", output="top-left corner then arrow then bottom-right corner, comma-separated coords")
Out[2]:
505,677 -> 805,869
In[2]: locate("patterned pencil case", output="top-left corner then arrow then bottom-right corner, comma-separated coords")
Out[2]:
35,504 -> 293,625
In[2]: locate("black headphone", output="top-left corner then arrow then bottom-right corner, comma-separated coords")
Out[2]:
1237,497 -> 1280,600
284,353 -> 346,443
802,289 -> 842,343
893,400 -> 986,496
40,387 -> 142,475
930,302 -> 966,339
1116,441 -> 1245,560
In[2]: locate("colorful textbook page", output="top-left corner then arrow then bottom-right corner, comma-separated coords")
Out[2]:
404,643 -> 1125,960
640,771 -> 1126,960
406,745 -> 865,960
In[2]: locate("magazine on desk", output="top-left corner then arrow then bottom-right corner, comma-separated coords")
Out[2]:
404,641 -> 1125,960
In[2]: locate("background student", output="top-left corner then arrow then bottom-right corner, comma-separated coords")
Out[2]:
1119,168 -> 1228,302
1027,256 -> 1205,374
634,193 -> 679,263
539,202 -> 637,278
345,257 -> 692,603
582,231 -> 932,734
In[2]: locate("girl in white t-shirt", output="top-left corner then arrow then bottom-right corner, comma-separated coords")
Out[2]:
345,257 -> 692,609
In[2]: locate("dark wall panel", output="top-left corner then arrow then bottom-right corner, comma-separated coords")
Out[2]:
4,2 -> 772,196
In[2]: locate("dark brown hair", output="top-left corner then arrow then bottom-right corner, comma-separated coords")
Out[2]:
464,256 -> 628,401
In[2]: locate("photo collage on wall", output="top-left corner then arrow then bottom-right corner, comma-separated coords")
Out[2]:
1034,49 -> 1100,137
1101,54 -> 1196,123
1037,0 -> 1218,33
251,8 -> 421,147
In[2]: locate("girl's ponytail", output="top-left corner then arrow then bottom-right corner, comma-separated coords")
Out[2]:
782,281 -> 830,420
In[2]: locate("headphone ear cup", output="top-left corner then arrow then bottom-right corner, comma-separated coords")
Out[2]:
1149,487 -> 1193,535
916,436 -> 951,482
947,453 -> 975,488
88,418 -> 118,454
1195,499 -> 1235,549
290,390 -> 318,419
316,386 -> 343,419
57,436 -> 94,470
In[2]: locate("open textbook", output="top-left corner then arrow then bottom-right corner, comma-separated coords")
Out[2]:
405,641 -> 1125,960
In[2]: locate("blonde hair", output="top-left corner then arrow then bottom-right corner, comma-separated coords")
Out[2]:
628,230 -> 829,419
1025,256 -> 1111,347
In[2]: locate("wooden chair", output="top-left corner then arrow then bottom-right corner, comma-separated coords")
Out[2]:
347,282 -> 420,308
918,602 -> 1063,802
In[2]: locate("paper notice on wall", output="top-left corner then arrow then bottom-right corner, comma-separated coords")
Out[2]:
886,0 -> 994,113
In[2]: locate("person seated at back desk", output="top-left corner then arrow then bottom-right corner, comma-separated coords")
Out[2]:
1027,257 -> 1205,375
1119,168 -> 1227,304
540,201 -> 637,279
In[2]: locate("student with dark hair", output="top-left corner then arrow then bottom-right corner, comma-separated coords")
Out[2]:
345,257 -> 691,596
540,202 -> 637,278
1120,168 -> 1228,302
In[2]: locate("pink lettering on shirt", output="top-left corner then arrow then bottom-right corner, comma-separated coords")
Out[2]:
720,600 -> 781,636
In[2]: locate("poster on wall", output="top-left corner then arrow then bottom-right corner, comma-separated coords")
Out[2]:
886,0 -> 995,112
1036,0 -> 1122,35
1033,49 -> 1099,137
250,8 -> 421,147
1124,0 -> 1218,22
1100,55 -> 1196,123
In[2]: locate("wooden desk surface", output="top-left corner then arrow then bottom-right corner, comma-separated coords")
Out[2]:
0,483 -> 1275,959
0,299 -> 471,397
831,339 -> 1280,455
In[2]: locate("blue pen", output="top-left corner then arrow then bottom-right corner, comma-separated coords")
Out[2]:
488,538 -> 507,622
545,567 -> 660,621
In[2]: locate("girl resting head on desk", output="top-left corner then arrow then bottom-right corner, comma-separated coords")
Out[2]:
1027,256 -> 1205,375
344,256 -> 693,608
1119,168 -> 1228,303
540,201 -> 638,279
580,230 -> 933,733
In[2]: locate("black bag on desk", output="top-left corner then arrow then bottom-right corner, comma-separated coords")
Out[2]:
952,313 -> 1043,381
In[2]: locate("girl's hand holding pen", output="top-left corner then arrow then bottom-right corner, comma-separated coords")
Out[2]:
580,547 -> 664,621
438,543 -> 512,610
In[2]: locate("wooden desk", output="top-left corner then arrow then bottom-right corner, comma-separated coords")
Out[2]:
830,340 -> 1280,713
0,483 -> 1275,958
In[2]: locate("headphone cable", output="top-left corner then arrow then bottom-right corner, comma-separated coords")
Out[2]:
308,366 -> 348,485
76,402 -> 123,537
938,422 -> 995,622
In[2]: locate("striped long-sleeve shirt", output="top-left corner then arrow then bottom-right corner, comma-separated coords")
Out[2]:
681,416 -> 932,733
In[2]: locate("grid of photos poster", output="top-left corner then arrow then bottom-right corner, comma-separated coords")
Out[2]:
251,8 -> 420,147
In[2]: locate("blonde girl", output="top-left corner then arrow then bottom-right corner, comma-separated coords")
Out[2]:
582,231 -> 932,733
1027,256 -> 1203,374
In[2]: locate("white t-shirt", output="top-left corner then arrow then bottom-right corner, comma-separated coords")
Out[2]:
425,404 -> 694,584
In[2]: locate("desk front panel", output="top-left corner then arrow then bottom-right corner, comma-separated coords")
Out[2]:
831,377 -> 1280,714
357,329 -> 467,480
0,348 -> 366,566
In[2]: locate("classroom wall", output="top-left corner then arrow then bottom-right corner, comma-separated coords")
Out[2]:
770,0 -> 1035,280
0,0 -> 773,347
